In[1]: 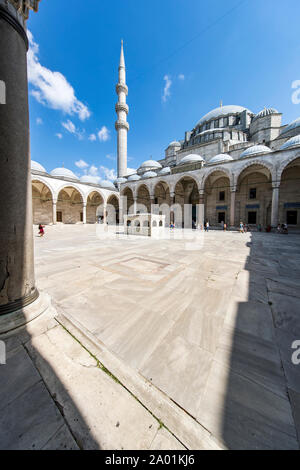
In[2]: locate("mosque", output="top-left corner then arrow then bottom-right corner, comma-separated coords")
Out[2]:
31,42 -> 300,230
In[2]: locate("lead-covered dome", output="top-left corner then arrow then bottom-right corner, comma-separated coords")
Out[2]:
114,177 -> 127,185
179,154 -> 204,165
139,160 -> 162,170
31,160 -> 47,173
280,117 -> 300,136
168,141 -> 181,147
280,135 -> 300,150
158,167 -> 171,176
196,105 -> 252,127
142,171 -> 157,179
99,180 -> 116,190
240,145 -> 271,158
253,108 -> 279,121
127,174 -> 141,181
209,154 -> 233,164
51,167 -> 79,180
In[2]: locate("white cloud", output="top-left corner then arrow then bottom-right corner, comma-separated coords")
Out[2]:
127,168 -> 136,176
75,159 -> 89,169
55,133 -> 63,139
62,119 -> 76,134
98,126 -> 110,142
89,165 -> 98,176
36,117 -> 43,125
99,166 -> 116,181
89,133 -> 97,141
105,154 -> 116,161
178,74 -> 185,81
27,31 -> 91,121
162,75 -> 172,102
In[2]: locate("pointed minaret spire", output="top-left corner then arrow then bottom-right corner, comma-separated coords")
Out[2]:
115,40 -> 129,178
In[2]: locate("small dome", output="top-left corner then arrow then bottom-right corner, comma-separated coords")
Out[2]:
126,168 -> 137,176
209,154 -> 233,164
142,171 -> 157,179
253,108 -> 279,121
114,177 -> 127,185
51,167 -> 79,180
280,135 -> 300,150
31,160 -> 47,173
127,174 -> 141,181
99,180 -> 116,190
179,154 -> 204,165
240,145 -> 271,158
168,141 -> 181,147
80,175 -> 100,184
280,117 -> 300,136
158,167 -> 171,176
139,160 -> 162,170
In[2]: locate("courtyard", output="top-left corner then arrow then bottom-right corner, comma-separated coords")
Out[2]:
32,225 -> 300,450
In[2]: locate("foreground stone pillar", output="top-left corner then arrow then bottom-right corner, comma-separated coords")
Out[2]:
52,200 -> 57,224
271,182 -> 280,227
198,190 -> 205,228
0,1 -> 45,326
133,196 -> 137,215
230,188 -> 236,228
82,203 -> 87,224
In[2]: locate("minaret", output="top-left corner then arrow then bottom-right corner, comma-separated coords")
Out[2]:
115,40 -> 129,178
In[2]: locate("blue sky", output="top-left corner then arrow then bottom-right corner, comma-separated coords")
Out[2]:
27,0 -> 300,181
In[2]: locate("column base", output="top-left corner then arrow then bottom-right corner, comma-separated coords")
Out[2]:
0,292 -> 52,335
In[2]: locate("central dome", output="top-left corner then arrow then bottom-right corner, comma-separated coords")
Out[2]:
196,105 -> 252,127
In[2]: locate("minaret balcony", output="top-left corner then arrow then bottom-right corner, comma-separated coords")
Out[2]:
115,103 -> 129,115
116,83 -> 128,95
115,119 -> 129,131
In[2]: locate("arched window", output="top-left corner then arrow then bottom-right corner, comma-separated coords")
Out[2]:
152,220 -> 157,227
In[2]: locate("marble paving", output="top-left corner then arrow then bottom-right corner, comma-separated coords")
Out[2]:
34,224 -> 300,450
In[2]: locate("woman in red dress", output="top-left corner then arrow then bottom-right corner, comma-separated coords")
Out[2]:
38,224 -> 45,237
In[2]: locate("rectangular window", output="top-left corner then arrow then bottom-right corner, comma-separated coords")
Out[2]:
219,191 -> 225,201
249,188 -> 257,200
214,120 -> 219,128
224,117 -> 228,127
248,212 -> 257,224
80,212 -> 83,222
287,211 -> 298,225
57,211 -> 62,222
218,212 -> 226,224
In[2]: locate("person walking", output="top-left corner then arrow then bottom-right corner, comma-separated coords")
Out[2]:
38,224 -> 45,237
239,221 -> 244,233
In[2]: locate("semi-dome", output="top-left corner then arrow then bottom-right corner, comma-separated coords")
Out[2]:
168,141 -> 181,147
209,154 -> 233,164
196,105 -> 252,127
80,175 -> 100,184
240,145 -> 271,158
253,108 -> 279,121
51,167 -> 79,180
280,135 -> 300,150
179,154 -> 204,165
280,117 -> 300,136
31,160 -> 47,173
127,174 -> 141,181
99,180 -> 116,190
142,171 -> 157,179
158,166 -> 171,175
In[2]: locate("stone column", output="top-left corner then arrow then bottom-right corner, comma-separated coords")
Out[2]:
133,196 -> 137,215
169,192 -> 175,224
82,203 -> 87,225
52,200 -> 57,225
230,188 -> 237,228
103,203 -> 107,224
198,190 -> 205,228
0,1 -> 41,318
271,182 -> 280,227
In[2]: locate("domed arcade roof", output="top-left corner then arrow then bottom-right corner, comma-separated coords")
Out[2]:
280,135 -> 300,150
127,174 -> 141,181
179,154 -> 204,165
51,167 -> 79,180
196,105 -> 253,127
240,145 -> 271,158
99,180 -> 116,190
158,167 -> 171,175
142,171 -> 157,179
31,160 -> 47,173
209,154 -> 233,164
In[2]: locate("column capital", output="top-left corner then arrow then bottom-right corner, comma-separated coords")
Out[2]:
230,185 -> 237,193
0,0 -> 40,26
199,189 -> 205,196
272,182 -> 280,189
